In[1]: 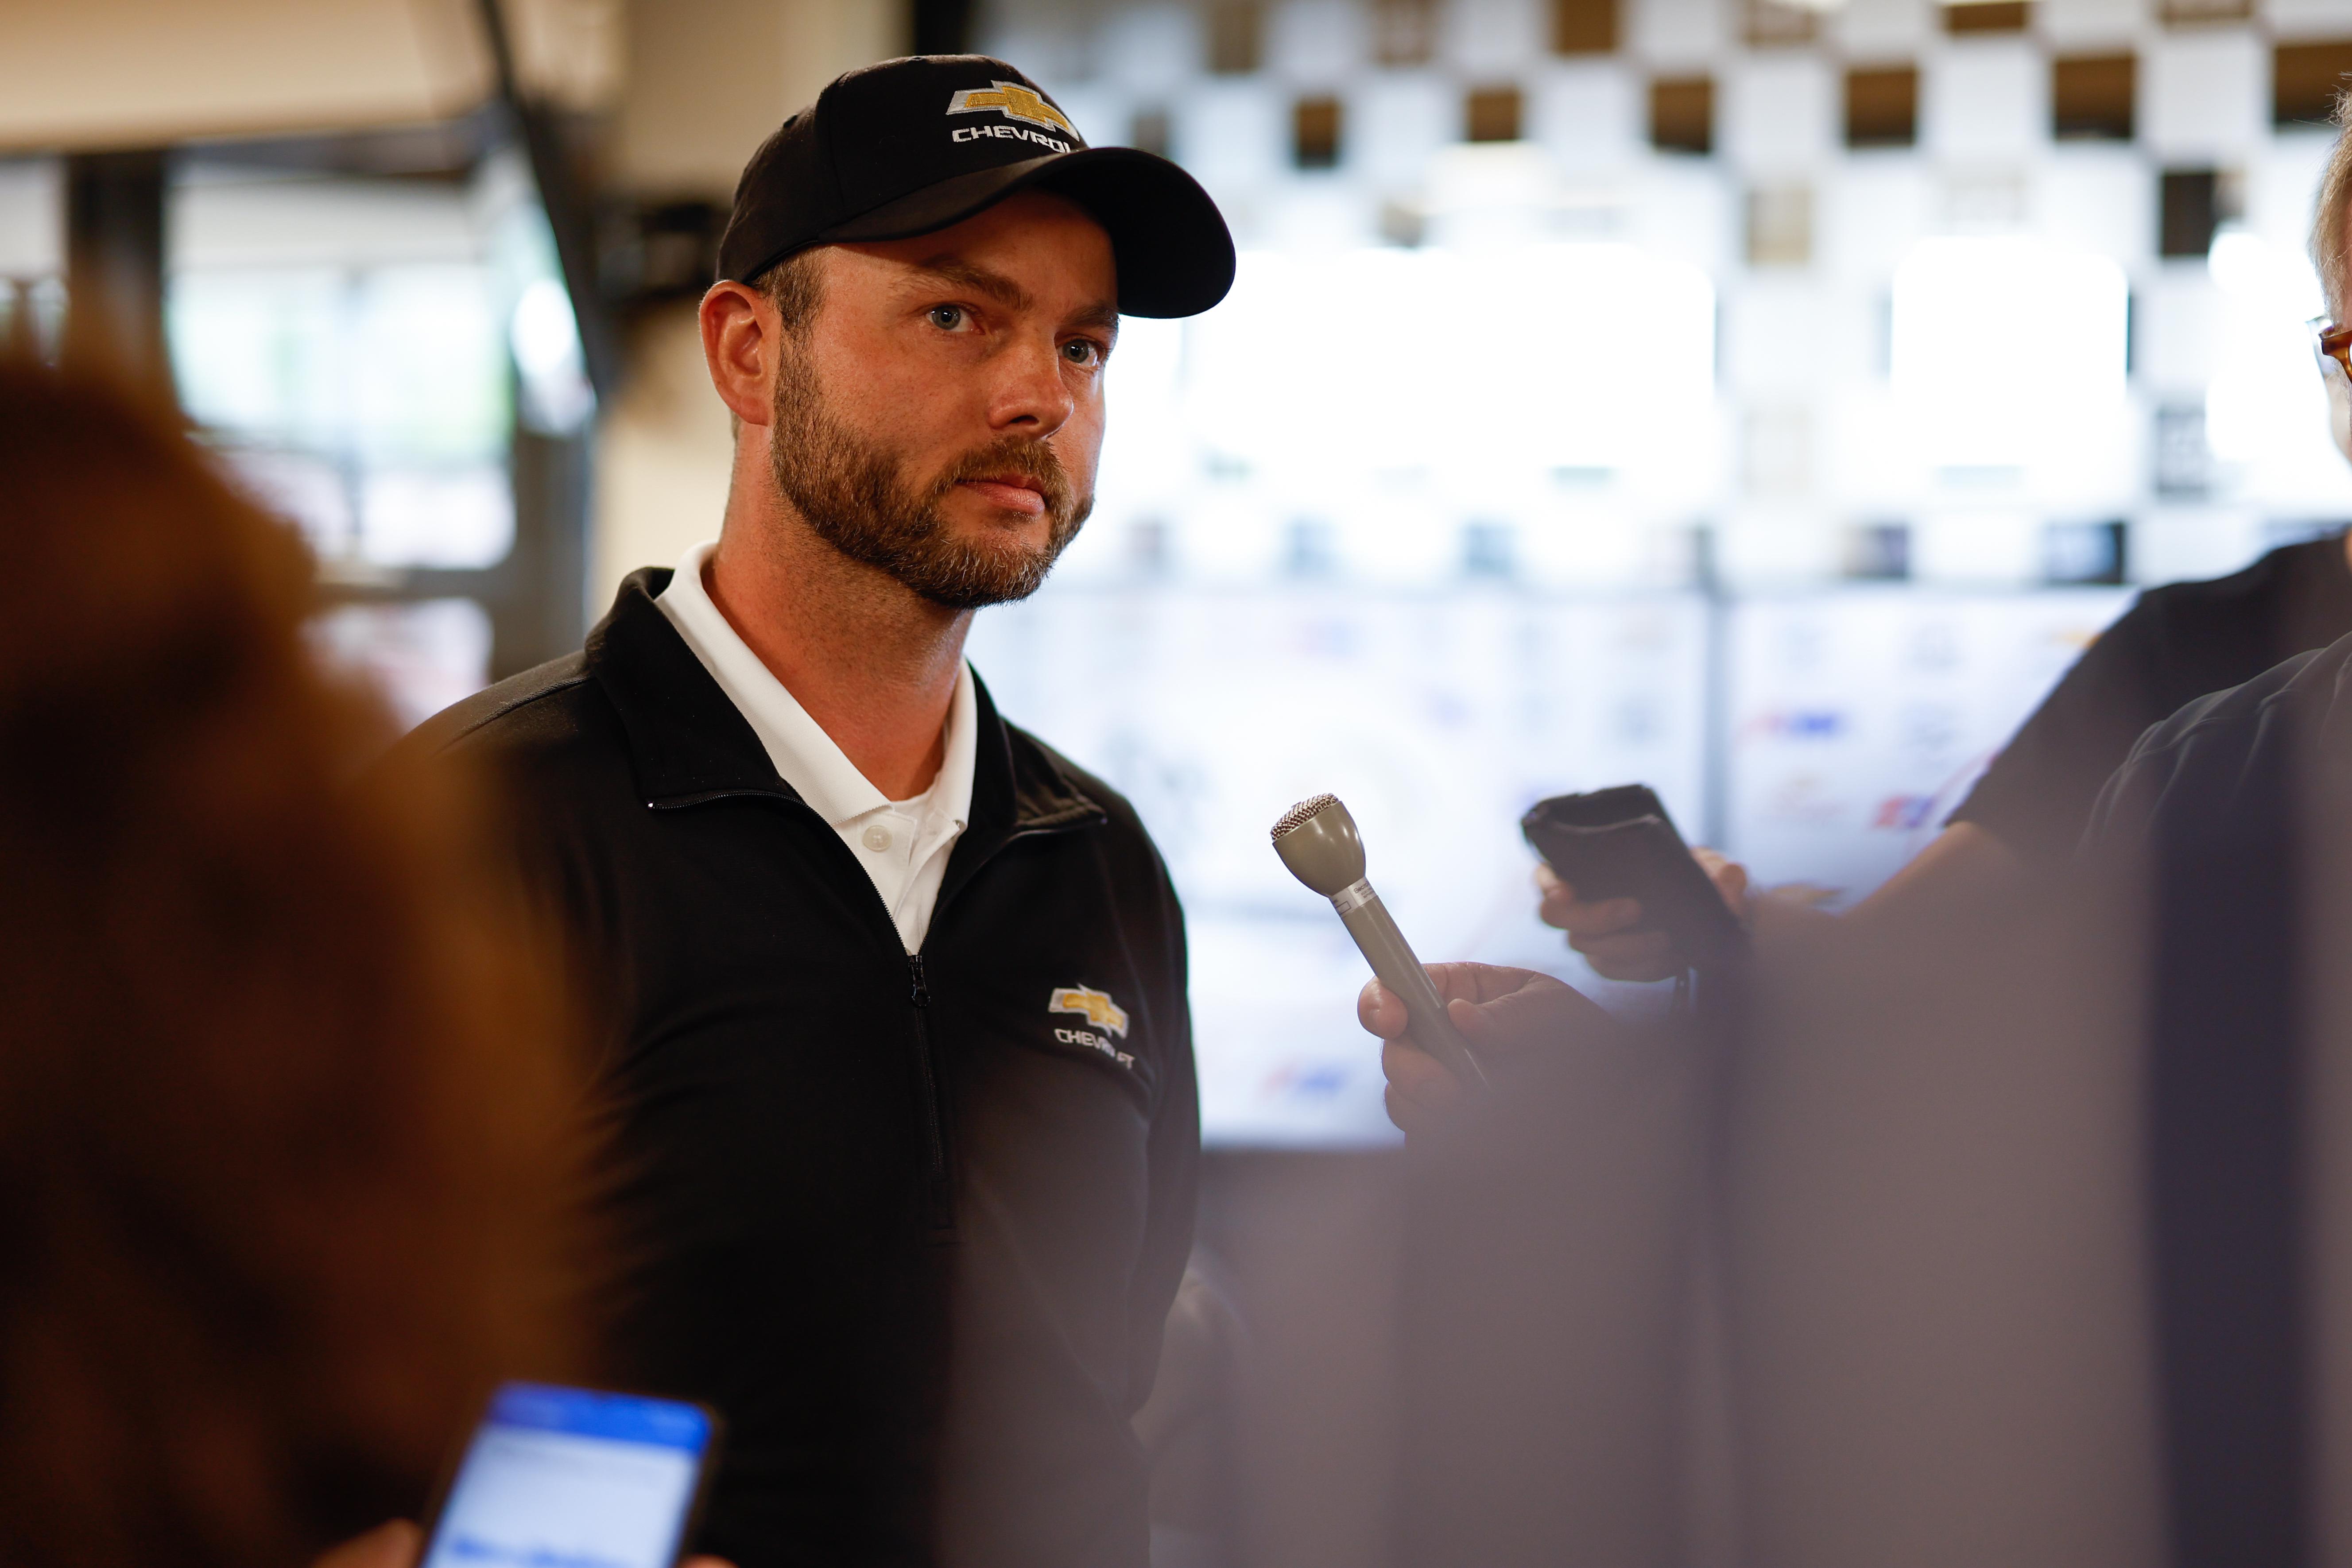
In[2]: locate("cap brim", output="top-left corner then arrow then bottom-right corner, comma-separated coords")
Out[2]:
819,147 -> 1236,319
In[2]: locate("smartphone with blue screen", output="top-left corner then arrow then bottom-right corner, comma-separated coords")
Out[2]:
421,1383 -> 721,1568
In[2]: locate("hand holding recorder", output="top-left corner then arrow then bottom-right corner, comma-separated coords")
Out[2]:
1523,786 -> 1750,983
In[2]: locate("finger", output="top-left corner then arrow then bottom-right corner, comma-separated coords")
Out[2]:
1382,1037 -> 1459,1108
1457,962 -> 1545,1005
1574,932 -> 1683,983
1418,961 -> 1539,1007
1472,974 -> 1611,1043
1537,887 -> 1578,930
1415,964 -> 1476,1008
1570,928 -> 1673,966
1533,862 -> 1570,900
1554,897 -> 1646,938
1357,978 -> 1410,1041
1447,990 -> 1549,1051
1691,847 -> 1750,914
1385,1083 -> 1424,1134
1448,994 -> 1497,1046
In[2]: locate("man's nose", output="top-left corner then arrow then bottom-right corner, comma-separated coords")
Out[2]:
987,335 -> 1075,437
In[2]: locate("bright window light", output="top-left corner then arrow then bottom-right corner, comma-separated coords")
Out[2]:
2203,225 -> 2352,506
481,149 -> 596,437
510,275 -> 594,435
313,598 -> 494,732
353,265 -> 510,464
170,269 -> 349,450
359,466 -> 514,569
1182,244 -> 1715,496
1890,237 -> 2128,476
173,263 -> 516,569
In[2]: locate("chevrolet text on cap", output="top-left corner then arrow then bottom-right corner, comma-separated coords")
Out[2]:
714,54 -> 1236,320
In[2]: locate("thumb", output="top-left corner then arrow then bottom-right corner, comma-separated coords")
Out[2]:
1693,847 -> 1750,915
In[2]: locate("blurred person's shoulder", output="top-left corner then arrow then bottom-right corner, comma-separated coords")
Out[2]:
2085,631 -> 2352,852
2135,534 -> 2341,614
2134,533 -> 2352,667
2118,631 -> 2351,778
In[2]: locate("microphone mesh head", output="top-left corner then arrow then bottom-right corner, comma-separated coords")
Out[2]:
1271,793 -> 1341,842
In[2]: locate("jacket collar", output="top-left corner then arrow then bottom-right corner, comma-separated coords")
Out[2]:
585,568 -> 1106,836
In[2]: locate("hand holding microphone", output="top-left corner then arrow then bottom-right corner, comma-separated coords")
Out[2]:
1271,794 -> 1488,1092
1275,793 -> 1627,1133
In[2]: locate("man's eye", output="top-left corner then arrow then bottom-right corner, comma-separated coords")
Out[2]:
927,305 -> 967,331
1062,340 -> 1100,366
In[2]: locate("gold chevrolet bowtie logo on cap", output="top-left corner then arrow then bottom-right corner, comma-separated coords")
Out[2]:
946,81 -> 1077,136
1049,985 -> 1129,1038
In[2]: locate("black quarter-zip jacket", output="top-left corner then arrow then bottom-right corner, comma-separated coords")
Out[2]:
411,569 -> 1199,1568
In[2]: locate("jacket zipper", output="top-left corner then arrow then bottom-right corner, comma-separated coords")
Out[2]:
896,821 -> 1097,1239
653,792 -> 1102,1236
906,952 -> 954,1233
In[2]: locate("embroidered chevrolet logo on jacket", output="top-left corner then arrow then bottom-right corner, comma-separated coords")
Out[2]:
1049,985 -> 1135,1068
1049,985 -> 1128,1036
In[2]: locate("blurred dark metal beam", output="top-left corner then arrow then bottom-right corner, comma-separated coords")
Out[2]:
474,0 -> 620,401
466,0 -> 607,678
63,149 -> 173,403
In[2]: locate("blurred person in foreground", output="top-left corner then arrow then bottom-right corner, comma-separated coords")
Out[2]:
0,360 -> 593,1568
409,56 -> 1231,1568
2054,138 -> 2352,1565
1364,104 -> 2352,1568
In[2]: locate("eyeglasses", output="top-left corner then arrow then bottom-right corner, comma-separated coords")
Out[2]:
2312,315 -> 2352,380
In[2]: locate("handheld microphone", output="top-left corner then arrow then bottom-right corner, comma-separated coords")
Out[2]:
1271,794 -> 1488,1090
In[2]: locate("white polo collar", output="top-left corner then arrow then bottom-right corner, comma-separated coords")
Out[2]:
653,540 -> 976,827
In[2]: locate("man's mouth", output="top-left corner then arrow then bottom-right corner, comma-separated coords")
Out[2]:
956,474 -> 1049,517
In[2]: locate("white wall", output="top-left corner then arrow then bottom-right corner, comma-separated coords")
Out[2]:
0,0 -> 492,151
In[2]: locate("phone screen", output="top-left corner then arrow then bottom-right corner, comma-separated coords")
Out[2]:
422,1382 -> 715,1568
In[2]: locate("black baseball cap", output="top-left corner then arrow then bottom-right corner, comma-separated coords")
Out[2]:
714,55 -> 1235,319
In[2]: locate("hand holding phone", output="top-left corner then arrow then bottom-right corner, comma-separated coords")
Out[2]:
1521,786 -> 1747,975
421,1384 -> 721,1568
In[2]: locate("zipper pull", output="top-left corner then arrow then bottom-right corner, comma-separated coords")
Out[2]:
907,953 -> 930,1009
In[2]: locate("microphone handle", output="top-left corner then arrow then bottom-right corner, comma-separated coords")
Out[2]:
1334,883 -> 1488,1090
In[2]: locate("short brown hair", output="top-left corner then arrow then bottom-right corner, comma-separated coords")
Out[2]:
759,247 -> 826,335
2313,93 -> 2352,319
0,361 -> 596,1568
727,248 -> 829,443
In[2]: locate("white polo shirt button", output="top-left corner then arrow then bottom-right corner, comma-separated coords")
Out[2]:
861,823 -> 893,852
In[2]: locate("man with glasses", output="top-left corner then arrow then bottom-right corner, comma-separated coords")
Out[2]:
2059,184 -> 2352,1568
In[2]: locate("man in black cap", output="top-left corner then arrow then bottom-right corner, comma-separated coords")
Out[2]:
415,56 -> 1234,1568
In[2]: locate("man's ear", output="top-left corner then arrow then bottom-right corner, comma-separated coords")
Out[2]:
700,281 -> 775,428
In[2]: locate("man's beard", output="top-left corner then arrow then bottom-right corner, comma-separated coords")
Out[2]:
766,347 -> 1092,610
